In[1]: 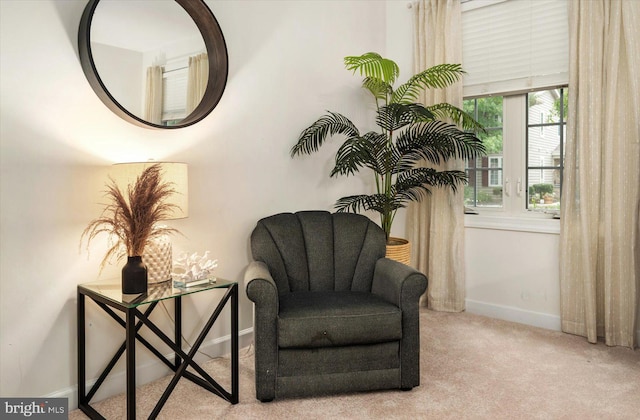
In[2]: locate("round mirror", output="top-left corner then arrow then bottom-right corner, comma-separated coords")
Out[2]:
78,0 -> 228,129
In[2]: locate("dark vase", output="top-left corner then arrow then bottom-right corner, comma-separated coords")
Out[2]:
122,256 -> 148,294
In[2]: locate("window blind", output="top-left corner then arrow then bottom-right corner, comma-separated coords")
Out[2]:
462,0 -> 568,97
162,67 -> 188,121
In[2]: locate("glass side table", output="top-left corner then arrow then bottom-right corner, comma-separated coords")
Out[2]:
77,278 -> 239,420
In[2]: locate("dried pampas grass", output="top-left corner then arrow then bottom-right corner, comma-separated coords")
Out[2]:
81,163 -> 182,271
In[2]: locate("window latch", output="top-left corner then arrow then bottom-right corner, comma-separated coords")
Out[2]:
504,177 -> 511,197
516,178 -> 523,196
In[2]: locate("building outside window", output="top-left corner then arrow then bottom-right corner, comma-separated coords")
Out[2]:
488,156 -> 503,187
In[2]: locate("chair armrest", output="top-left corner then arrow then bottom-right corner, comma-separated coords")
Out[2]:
245,261 -> 278,311
372,258 -> 427,389
371,258 -> 427,308
244,260 -> 278,401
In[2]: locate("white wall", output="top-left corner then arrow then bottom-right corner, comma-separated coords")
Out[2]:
385,0 -> 414,239
92,42 -> 143,117
465,227 -> 561,330
0,0 -> 388,404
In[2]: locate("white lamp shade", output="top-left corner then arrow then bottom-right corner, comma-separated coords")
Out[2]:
110,162 -> 188,219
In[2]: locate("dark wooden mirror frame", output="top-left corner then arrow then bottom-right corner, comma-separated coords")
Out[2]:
78,0 -> 228,129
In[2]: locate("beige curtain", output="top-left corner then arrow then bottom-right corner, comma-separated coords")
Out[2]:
408,0 -> 465,311
144,65 -> 163,124
560,0 -> 640,348
186,53 -> 209,115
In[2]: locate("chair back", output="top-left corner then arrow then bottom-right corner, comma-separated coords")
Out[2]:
250,211 -> 386,296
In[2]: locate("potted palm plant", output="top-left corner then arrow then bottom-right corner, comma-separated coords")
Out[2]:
81,163 -> 181,294
291,52 -> 485,261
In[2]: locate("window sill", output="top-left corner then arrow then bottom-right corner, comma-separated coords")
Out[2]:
464,214 -> 560,234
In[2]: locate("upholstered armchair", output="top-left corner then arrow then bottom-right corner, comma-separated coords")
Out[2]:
245,211 -> 427,401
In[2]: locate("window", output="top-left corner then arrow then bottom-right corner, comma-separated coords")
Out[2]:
461,0 -> 568,230
464,87 -> 567,218
526,87 -> 566,213
162,67 -> 188,125
464,96 -> 504,208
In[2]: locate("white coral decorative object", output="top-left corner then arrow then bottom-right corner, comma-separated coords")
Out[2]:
143,234 -> 172,284
172,251 -> 218,282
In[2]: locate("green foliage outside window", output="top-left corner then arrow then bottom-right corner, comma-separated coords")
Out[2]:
549,89 -> 569,123
528,183 -> 554,196
464,97 -> 503,154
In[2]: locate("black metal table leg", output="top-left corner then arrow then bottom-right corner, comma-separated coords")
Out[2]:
175,297 -> 182,368
231,283 -> 239,403
77,291 -> 85,409
125,308 -> 136,419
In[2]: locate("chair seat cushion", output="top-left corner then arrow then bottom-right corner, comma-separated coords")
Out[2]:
278,291 -> 402,348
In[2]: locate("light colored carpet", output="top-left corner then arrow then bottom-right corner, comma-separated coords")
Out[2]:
69,309 -> 640,419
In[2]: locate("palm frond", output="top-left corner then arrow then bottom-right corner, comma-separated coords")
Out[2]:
395,120 -> 485,166
371,134 -> 398,176
386,168 -> 469,210
331,132 -> 387,177
334,194 -> 391,215
376,103 -> 434,132
344,52 -> 400,85
427,103 -> 485,133
391,64 -> 465,104
362,77 -> 392,101
396,168 -> 468,194
291,111 -> 360,156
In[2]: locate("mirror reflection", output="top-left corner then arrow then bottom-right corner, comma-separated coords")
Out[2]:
90,0 -> 208,126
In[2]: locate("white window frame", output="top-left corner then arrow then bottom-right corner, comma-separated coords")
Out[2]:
464,93 -> 560,234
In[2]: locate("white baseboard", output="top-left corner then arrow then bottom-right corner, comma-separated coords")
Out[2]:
50,327 -> 254,411
465,299 -> 562,331
467,301 -> 640,348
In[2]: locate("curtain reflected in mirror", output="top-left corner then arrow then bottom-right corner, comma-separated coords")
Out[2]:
144,53 -> 208,126
145,66 -> 163,124
187,53 -> 209,114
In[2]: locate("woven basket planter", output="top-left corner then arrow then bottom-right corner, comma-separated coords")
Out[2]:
385,237 -> 411,265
